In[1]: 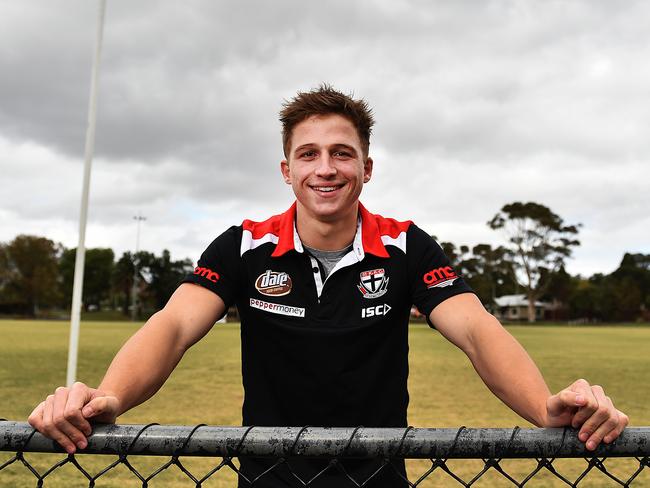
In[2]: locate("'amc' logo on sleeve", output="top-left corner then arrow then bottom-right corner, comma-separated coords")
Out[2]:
423,266 -> 458,289
194,266 -> 220,283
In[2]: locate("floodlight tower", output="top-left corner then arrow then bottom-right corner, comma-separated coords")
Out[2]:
131,214 -> 146,321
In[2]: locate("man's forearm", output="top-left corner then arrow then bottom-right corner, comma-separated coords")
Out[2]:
431,294 -> 627,449
464,315 -> 551,426
98,310 -> 188,416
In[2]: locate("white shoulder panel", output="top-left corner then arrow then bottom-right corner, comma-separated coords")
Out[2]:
381,232 -> 407,254
240,229 -> 279,256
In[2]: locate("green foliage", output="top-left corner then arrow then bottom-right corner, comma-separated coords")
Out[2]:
1,222 -> 646,323
569,254 -> 650,322
145,250 -> 194,310
0,235 -> 62,315
0,235 -> 194,318
112,251 -> 136,315
59,248 -> 115,310
110,250 -> 193,317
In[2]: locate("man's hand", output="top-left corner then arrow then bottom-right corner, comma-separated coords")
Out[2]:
28,382 -> 120,454
545,379 -> 629,450
26,285 -> 225,454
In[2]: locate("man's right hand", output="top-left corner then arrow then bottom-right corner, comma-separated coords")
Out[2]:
28,382 -> 120,454
27,285 -> 226,454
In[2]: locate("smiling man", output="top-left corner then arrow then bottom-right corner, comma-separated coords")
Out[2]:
29,85 -> 628,487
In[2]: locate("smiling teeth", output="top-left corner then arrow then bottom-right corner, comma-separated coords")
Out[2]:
314,186 -> 337,192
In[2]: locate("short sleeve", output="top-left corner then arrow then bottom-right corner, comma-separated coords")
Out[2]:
181,226 -> 244,308
407,225 -> 474,327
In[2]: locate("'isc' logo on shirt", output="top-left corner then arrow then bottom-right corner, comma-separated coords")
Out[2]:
255,270 -> 293,296
361,303 -> 392,318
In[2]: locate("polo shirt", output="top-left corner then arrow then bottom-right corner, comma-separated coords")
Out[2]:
182,202 -> 473,486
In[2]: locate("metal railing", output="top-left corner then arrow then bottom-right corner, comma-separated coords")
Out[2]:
1,420 -> 649,486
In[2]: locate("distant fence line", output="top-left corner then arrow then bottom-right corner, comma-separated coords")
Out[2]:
1,421 -> 649,486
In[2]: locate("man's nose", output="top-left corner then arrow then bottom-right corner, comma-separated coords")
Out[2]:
314,154 -> 337,177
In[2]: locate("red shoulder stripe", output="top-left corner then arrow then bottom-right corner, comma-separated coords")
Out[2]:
359,203 -> 412,257
241,203 -> 296,257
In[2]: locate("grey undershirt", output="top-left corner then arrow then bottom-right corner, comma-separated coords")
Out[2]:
304,244 -> 352,279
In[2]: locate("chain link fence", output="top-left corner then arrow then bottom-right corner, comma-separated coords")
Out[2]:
1,420 -> 649,487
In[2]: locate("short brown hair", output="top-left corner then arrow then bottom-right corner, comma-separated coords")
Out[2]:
279,84 -> 375,159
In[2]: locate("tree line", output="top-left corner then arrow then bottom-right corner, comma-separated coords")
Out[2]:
0,202 -> 648,322
440,242 -> 649,323
0,235 -> 193,318
438,201 -> 648,322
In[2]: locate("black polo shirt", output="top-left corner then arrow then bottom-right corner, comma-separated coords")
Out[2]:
182,202 -> 473,486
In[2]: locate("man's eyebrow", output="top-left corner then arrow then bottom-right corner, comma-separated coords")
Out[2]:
330,144 -> 357,154
292,143 -> 358,156
293,143 -> 317,154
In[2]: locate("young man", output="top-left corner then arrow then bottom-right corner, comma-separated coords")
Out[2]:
29,86 -> 628,487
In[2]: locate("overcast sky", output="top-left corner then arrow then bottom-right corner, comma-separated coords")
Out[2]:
1,0 -> 648,277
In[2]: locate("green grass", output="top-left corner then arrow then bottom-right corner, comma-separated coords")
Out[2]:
1,320 -> 648,487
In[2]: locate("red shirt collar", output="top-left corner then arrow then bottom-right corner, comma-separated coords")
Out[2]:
271,201 -> 389,258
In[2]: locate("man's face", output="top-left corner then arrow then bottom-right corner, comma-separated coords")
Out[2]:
281,114 -> 373,224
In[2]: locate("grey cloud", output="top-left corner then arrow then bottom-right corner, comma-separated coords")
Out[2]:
1,0 -> 649,277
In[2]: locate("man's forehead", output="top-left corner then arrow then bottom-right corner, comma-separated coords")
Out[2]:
290,114 -> 360,145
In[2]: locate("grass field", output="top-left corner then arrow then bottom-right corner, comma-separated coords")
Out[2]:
1,320 -> 648,487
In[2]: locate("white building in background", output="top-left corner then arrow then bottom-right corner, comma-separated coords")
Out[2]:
494,294 -> 549,321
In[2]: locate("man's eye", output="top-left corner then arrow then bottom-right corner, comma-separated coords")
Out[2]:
301,151 -> 316,158
333,151 -> 351,158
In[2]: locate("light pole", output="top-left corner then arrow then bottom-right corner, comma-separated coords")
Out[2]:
66,0 -> 107,387
131,214 -> 146,321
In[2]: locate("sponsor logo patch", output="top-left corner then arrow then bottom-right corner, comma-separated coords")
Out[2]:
194,266 -> 220,283
423,266 -> 458,289
255,270 -> 292,296
249,298 -> 305,318
357,268 -> 389,299
361,303 -> 392,318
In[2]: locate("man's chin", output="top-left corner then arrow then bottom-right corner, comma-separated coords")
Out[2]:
309,204 -> 358,223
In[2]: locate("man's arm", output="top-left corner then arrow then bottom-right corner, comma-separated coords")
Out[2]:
430,293 -> 628,450
28,283 -> 225,453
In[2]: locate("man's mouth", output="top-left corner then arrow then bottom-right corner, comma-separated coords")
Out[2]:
311,184 -> 344,193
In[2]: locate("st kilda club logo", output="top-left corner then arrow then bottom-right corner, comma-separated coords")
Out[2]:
255,270 -> 293,296
357,268 -> 389,299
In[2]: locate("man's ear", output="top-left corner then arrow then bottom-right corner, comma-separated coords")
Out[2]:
280,159 -> 291,184
363,157 -> 373,183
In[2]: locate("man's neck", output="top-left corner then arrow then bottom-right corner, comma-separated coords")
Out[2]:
295,202 -> 358,251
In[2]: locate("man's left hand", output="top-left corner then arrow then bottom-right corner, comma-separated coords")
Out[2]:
545,378 -> 628,450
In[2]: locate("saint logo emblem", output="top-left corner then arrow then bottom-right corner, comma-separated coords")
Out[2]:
357,268 -> 389,299
255,270 -> 292,296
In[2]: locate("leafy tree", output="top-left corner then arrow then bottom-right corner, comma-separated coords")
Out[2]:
0,243 -> 10,291
112,250 -> 165,319
467,244 -> 517,308
0,243 -> 18,313
112,252 -> 135,316
147,250 -> 193,310
540,266 -> 575,320
568,277 -> 599,321
488,202 -> 580,322
1,235 -> 62,316
601,253 -> 650,321
613,253 -> 650,306
60,247 -> 115,311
